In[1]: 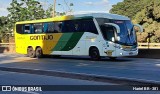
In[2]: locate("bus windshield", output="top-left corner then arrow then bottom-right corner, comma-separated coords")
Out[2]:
96,18 -> 137,45
113,20 -> 136,45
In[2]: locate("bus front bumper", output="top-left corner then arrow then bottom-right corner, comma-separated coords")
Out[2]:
116,49 -> 138,57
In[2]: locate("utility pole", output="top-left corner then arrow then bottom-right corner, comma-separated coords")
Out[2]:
53,0 -> 56,17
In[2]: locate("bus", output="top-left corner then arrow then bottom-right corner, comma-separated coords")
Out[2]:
15,13 -> 143,60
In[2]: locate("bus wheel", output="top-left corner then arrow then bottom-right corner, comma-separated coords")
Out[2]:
27,47 -> 36,58
89,48 -> 101,61
36,47 -> 43,58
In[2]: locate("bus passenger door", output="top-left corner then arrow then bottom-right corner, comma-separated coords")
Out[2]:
71,32 -> 85,55
101,24 -> 117,57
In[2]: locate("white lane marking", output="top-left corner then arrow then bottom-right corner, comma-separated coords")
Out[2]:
77,63 -> 89,66
155,64 -> 160,67
0,71 -> 17,76
0,54 -> 6,57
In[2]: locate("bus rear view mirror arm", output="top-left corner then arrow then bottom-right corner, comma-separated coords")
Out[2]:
104,23 -> 120,33
134,24 -> 143,32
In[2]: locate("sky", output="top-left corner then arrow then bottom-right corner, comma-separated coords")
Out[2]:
0,0 -> 123,16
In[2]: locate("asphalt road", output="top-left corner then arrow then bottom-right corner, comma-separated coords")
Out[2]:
0,54 -> 160,94
0,71 -> 159,94
0,71 -> 113,94
0,71 -> 111,85
0,54 -> 160,83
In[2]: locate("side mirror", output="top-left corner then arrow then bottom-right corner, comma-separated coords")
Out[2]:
117,36 -> 120,41
134,24 -> 143,32
105,23 -> 120,33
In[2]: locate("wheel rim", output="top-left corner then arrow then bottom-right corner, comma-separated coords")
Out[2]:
37,49 -> 42,56
91,50 -> 98,59
28,48 -> 32,56
36,48 -> 42,58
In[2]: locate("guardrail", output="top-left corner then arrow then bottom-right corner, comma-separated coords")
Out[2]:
138,43 -> 160,49
0,43 -> 15,47
0,43 -> 15,53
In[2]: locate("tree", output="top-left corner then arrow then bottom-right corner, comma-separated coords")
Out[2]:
7,0 -> 45,30
0,0 -> 46,42
110,0 -> 151,19
134,0 -> 160,43
0,0 -> 69,42
110,0 -> 160,43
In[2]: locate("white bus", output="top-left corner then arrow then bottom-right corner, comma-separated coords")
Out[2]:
15,13 -> 143,60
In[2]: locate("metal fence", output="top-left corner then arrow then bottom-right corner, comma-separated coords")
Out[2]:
0,43 -> 15,53
138,43 -> 160,49
0,43 -> 15,47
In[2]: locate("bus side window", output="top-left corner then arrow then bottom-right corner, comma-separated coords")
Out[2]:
77,19 -> 98,34
24,24 -> 31,34
54,22 -> 62,33
62,20 -> 76,33
33,23 -> 43,34
84,19 -> 98,34
43,23 -> 48,33
74,21 -> 82,32
16,24 -> 23,34
48,22 -> 55,33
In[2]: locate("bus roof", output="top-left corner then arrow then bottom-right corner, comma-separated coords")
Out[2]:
16,13 -> 130,24
74,13 -> 130,20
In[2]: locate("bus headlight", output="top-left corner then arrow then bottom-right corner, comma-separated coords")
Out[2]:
120,53 -> 123,55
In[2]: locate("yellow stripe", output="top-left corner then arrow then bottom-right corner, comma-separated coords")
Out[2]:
42,33 -> 63,54
15,33 -> 63,54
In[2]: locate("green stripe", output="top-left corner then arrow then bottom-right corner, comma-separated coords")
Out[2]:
52,33 -> 73,51
61,32 -> 84,51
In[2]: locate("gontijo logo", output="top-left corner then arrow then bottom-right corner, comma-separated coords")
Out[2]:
30,35 -> 53,40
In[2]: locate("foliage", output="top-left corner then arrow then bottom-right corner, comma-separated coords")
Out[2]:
7,0 -> 45,29
0,0 -> 67,42
111,0 -> 160,43
0,16 -> 8,33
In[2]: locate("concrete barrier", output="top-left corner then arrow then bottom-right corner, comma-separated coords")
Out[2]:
0,47 -> 15,53
0,43 -> 15,53
136,49 -> 160,59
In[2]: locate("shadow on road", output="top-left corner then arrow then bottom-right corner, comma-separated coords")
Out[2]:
42,55 -> 134,62
0,54 -> 160,86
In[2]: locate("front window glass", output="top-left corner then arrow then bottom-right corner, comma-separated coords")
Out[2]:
96,18 -> 137,45
113,20 -> 136,45
99,25 -> 115,41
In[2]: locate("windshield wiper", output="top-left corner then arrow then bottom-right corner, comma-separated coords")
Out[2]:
124,27 -> 134,45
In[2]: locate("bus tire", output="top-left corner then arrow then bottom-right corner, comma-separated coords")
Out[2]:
35,47 -> 43,58
89,47 -> 101,61
27,47 -> 36,58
